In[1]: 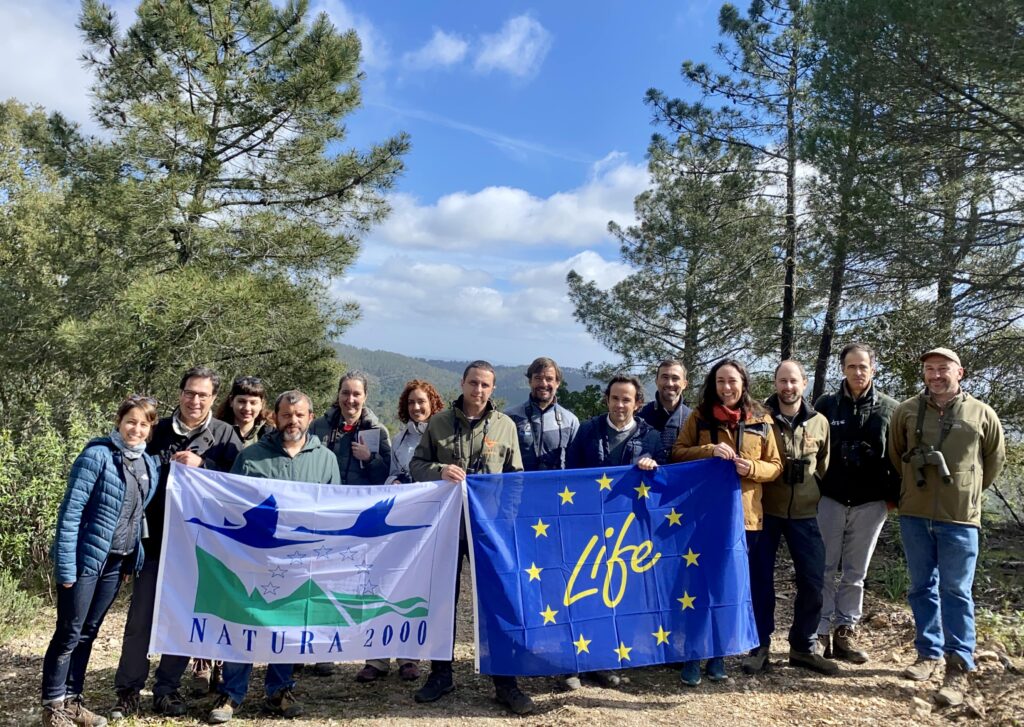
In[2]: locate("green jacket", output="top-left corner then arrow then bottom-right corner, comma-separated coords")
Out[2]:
410,397 -> 523,481
763,395 -> 830,520
889,391 -> 1005,527
230,431 -> 341,485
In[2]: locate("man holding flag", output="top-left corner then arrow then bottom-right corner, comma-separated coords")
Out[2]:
409,360 -> 534,715
208,390 -> 340,724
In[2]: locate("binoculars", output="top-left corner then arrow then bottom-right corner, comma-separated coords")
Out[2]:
783,457 -> 811,485
903,446 -> 953,487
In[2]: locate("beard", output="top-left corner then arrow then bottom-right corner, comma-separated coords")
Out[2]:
282,428 -> 307,442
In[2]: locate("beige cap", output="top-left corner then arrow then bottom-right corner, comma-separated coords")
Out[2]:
920,347 -> 961,367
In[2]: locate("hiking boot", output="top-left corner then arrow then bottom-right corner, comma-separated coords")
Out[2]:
207,694 -> 238,724
789,649 -> 840,675
903,656 -> 942,682
63,696 -> 107,727
42,702 -> 74,727
192,659 -> 213,696
706,656 -> 728,682
494,683 -> 535,715
935,654 -> 971,708
355,664 -> 386,683
153,690 -> 188,717
585,670 -> 621,688
832,625 -> 868,664
398,663 -> 421,681
818,633 -> 832,659
414,669 -> 454,703
264,687 -> 302,718
679,660 -> 702,687
742,646 -> 770,675
311,662 -> 335,677
560,674 -> 582,691
109,691 -> 140,721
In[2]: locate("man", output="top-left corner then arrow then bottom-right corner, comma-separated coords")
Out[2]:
889,348 -> 1004,708
813,343 -> 899,664
504,356 -> 579,472
112,367 -> 242,720
567,374 -> 663,469
208,390 -> 341,724
638,358 -> 692,452
744,361 -> 837,676
409,361 -> 532,715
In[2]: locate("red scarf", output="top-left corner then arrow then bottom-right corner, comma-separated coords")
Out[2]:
712,404 -> 742,429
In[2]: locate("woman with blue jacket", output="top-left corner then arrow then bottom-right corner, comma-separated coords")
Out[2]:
41,396 -> 160,727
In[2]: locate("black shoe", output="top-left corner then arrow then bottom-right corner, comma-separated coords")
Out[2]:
414,670 -> 454,703
584,670 -> 621,687
110,691 -> 140,721
789,649 -> 840,675
153,690 -> 188,717
312,662 -> 336,677
495,683 -> 535,715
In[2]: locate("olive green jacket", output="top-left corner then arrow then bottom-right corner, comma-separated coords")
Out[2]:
410,397 -> 523,481
763,395 -> 830,520
889,391 -> 1005,527
230,431 -> 341,485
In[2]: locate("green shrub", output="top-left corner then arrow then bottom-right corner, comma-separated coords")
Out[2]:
0,568 -> 44,641
976,607 -> 1024,657
0,403 -> 104,589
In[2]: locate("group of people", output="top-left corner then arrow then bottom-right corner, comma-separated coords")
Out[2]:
40,344 -> 1005,725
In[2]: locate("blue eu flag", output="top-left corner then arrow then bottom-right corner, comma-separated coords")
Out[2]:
465,459 -> 757,676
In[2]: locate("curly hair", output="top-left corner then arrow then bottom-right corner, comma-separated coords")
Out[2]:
397,380 -> 445,424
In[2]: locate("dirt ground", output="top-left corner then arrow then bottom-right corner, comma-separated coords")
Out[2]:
4,525 -> 1023,727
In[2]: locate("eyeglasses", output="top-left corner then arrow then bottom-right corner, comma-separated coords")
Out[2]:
181,390 -> 214,401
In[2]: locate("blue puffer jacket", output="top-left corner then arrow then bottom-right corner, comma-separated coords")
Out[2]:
51,437 -> 159,585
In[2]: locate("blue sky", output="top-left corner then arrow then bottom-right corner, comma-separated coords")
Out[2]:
0,0 -> 729,367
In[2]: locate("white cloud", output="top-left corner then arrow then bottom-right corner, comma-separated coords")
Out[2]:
335,249 -> 631,366
376,153 -> 648,250
311,0 -> 389,69
474,14 -> 552,78
402,28 -> 468,69
0,1 -> 113,128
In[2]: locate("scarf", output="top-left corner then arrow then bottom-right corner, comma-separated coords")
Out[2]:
109,428 -> 147,460
712,404 -> 743,429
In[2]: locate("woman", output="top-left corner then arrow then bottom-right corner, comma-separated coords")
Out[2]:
671,359 -> 782,687
310,371 -> 392,486
356,380 -> 446,684
41,395 -> 160,727
308,371 -> 392,677
385,379 -> 445,485
215,376 -> 272,448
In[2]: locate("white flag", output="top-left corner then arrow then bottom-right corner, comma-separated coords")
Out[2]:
150,463 -> 460,663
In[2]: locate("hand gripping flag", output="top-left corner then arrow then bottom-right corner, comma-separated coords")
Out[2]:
465,459 -> 757,675
151,463 -> 461,663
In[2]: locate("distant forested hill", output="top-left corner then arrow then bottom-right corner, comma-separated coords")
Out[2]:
331,343 -> 602,432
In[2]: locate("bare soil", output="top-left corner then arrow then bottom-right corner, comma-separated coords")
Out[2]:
4,522 -> 1022,726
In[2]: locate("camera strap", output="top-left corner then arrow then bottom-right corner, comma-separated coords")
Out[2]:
914,396 -> 956,452
453,410 -> 492,473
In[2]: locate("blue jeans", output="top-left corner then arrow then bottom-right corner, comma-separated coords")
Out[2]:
749,515 -> 825,653
900,515 -> 979,670
42,554 -> 127,701
220,662 -> 295,704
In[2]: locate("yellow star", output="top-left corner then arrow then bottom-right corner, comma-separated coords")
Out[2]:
683,548 -> 700,566
558,486 -> 576,505
524,562 -> 542,581
678,592 -> 696,610
531,518 -> 550,537
540,604 -> 558,624
634,482 -> 651,499
652,625 -> 671,645
596,473 -> 613,491
613,641 -> 633,661
573,634 -> 591,654
665,508 -> 682,526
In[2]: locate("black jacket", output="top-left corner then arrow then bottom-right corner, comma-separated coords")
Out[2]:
144,413 -> 242,557
813,382 -> 900,506
566,416 -> 664,469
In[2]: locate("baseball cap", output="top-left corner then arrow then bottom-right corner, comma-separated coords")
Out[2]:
920,347 -> 961,367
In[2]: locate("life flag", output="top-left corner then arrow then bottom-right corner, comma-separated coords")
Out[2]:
464,459 -> 757,675
151,463 -> 461,663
